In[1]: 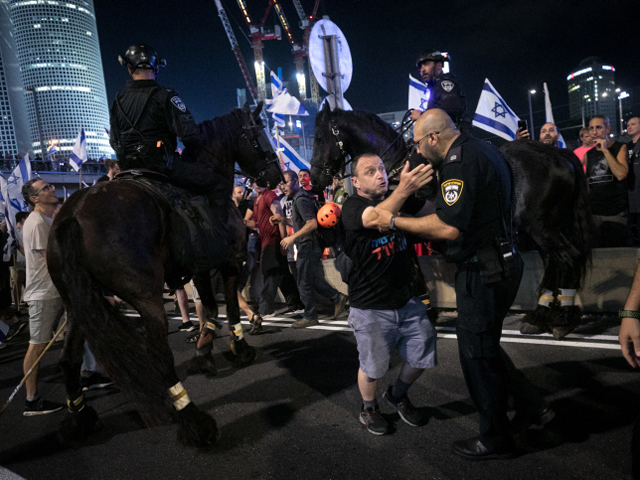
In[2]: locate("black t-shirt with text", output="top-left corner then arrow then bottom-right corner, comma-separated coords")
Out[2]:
342,194 -> 415,310
586,141 -> 627,216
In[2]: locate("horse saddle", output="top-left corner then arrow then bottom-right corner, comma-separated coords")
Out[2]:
113,170 -> 232,281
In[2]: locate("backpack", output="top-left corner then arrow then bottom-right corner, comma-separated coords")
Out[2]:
292,192 -> 337,249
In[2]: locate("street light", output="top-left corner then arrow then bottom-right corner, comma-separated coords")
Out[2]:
618,91 -> 630,134
528,89 -> 536,138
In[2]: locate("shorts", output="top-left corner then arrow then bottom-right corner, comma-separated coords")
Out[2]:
348,297 -> 437,379
28,297 -> 64,344
188,280 -> 201,303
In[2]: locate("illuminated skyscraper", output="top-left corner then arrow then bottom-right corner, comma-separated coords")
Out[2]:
8,0 -> 111,159
567,57 -> 617,134
0,0 -> 31,159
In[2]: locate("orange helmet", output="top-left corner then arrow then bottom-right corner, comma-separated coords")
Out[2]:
317,202 -> 341,228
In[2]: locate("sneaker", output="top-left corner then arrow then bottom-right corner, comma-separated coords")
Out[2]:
178,321 -> 197,332
383,386 -> 428,427
334,294 -> 349,319
284,306 -> 305,315
291,318 -> 319,329
81,372 -> 114,391
262,312 -> 277,319
24,397 -> 64,416
5,321 -> 27,341
359,404 -> 390,435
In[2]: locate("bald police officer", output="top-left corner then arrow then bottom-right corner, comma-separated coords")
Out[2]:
371,109 -> 553,460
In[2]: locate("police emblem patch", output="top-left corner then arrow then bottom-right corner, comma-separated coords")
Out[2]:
441,179 -> 463,206
171,96 -> 187,113
441,80 -> 454,93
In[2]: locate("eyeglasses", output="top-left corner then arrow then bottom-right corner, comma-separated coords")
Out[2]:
414,131 -> 440,147
33,184 -> 55,196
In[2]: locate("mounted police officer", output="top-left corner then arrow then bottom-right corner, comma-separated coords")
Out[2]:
370,109 -> 553,460
410,50 -> 472,134
109,44 -> 230,215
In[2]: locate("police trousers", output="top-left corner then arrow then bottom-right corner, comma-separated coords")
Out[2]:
455,257 -> 544,448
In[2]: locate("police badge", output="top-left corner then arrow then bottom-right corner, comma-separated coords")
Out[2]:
441,179 -> 463,206
441,80 -> 455,93
171,96 -> 187,113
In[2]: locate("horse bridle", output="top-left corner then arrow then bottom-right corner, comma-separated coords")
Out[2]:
239,110 -> 284,188
324,111 -> 415,181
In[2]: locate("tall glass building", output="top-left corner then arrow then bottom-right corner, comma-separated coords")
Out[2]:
8,0 -> 111,159
0,0 -> 31,159
567,57 -> 617,135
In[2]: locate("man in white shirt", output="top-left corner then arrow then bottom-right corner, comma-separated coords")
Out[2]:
20,179 -> 64,416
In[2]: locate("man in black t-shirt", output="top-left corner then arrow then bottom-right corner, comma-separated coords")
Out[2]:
584,115 -> 630,247
341,153 -> 436,436
371,109 -> 551,459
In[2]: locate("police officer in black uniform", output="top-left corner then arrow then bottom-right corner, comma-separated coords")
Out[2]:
410,50 -> 472,134
109,44 -> 230,212
371,109 -> 553,460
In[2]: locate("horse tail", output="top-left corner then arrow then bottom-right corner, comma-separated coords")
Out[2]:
566,153 -> 594,288
51,215 -> 170,426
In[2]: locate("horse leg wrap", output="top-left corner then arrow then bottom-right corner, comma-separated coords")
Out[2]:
558,288 -> 576,307
537,290 -> 554,307
204,321 -> 217,335
231,322 -> 244,341
67,392 -> 86,413
168,382 -> 191,411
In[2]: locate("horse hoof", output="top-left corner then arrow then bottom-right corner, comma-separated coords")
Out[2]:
176,403 -> 220,448
233,342 -> 257,368
188,355 -> 218,376
520,322 -> 549,335
59,406 -> 103,443
552,326 -> 574,339
550,306 -> 581,340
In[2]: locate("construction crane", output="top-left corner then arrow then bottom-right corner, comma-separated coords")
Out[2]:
236,0 -> 281,101
213,0 -> 259,103
292,0 -> 322,104
271,0 -> 307,99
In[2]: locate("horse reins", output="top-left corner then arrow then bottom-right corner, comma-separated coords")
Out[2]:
326,110 -> 415,180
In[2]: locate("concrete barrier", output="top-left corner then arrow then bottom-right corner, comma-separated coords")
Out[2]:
242,248 -> 637,313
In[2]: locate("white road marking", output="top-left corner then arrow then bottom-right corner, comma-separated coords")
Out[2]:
121,310 -> 621,351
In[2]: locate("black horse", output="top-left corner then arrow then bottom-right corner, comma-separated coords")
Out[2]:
310,106 -> 593,339
47,104 -> 283,448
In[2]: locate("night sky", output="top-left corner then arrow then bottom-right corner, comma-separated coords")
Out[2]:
94,0 -> 638,139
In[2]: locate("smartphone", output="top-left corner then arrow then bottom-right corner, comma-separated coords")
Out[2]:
518,120 -> 528,131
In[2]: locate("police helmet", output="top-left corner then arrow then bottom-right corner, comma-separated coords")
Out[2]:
416,50 -> 448,68
118,44 -> 167,72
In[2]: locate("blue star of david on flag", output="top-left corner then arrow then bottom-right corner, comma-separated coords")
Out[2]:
491,102 -> 507,118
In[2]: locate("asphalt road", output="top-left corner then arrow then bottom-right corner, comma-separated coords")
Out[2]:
0,302 -> 637,480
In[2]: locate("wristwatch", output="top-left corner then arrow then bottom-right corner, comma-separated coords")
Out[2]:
389,215 -> 397,230
619,309 -> 640,319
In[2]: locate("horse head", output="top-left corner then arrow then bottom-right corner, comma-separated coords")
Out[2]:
310,104 -> 408,190
197,102 -> 283,190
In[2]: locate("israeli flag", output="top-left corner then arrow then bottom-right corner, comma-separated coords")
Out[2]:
270,134 -> 310,174
47,143 -> 57,156
543,82 -> 566,148
69,128 -> 87,171
268,72 -> 286,127
408,74 -> 430,111
3,155 -> 31,262
267,71 -> 308,117
473,78 -> 520,141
